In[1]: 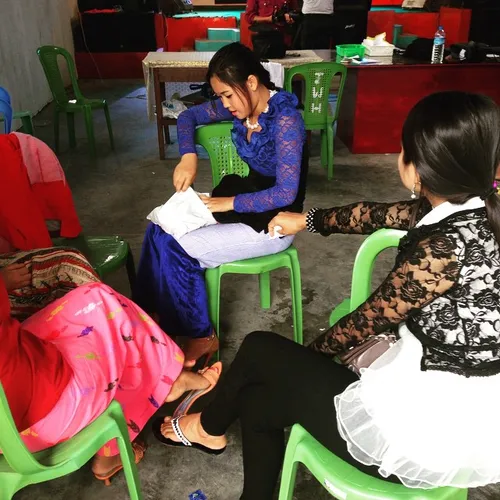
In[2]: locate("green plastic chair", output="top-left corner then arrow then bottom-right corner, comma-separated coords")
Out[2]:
329,228 -> 406,327
195,122 -> 304,351
36,45 -> 115,157
52,234 -> 136,289
278,423 -> 468,500
0,383 -> 142,500
279,229 -> 468,499
284,62 -> 347,181
0,113 -> 34,135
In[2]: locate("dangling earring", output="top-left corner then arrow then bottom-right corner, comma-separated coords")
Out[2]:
411,183 -> 417,199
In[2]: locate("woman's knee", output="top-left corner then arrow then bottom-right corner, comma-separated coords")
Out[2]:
239,331 -> 288,359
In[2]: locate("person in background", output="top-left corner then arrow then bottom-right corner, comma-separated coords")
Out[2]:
245,0 -> 298,27
300,0 -> 334,49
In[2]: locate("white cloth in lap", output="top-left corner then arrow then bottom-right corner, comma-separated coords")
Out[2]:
177,222 -> 294,269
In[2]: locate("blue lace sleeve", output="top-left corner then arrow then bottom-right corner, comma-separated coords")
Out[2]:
177,99 -> 233,156
233,109 -> 305,213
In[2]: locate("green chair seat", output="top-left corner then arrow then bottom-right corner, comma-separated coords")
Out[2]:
0,384 -> 142,499
279,424 -> 468,500
285,62 -> 347,181
52,235 -> 136,287
36,45 -> 115,158
195,122 -> 304,356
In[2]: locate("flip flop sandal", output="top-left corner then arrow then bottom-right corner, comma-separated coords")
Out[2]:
172,361 -> 222,418
93,441 -> 146,486
152,415 -> 226,456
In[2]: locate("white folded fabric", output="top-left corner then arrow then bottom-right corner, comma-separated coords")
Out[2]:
147,187 -> 217,240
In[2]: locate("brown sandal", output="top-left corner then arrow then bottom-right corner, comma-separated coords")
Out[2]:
177,332 -> 219,368
93,441 -> 146,486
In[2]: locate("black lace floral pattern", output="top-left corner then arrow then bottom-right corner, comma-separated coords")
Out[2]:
309,202 -> 500,378
311,199 -> 432,236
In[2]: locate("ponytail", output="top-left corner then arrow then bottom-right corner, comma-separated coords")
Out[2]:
485,192 -> 500,245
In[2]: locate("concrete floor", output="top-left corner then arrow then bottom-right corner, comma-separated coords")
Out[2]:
12,81 -> 499,500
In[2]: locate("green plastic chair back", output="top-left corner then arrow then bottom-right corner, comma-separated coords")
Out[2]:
194,123 -> 303,352
284,62 -> 347,130
278,423 -> 468,500
0,383 -> 142,499
194,121 -> 249,188
36,46 -> 83,106
329,229 -> 406,326
285,62 -> 347,181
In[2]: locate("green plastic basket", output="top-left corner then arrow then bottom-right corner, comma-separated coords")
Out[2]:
336,44 -> 366,59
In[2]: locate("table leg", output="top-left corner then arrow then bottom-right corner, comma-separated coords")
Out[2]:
154,69 -> 165,160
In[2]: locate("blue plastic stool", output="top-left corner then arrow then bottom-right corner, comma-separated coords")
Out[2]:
0,87 -> 34,135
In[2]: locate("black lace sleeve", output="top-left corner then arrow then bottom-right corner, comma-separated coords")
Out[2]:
309,229 -> 464,358
311,198 -> 432,236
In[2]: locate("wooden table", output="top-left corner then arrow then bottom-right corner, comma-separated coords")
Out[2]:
143,50 -> 323,160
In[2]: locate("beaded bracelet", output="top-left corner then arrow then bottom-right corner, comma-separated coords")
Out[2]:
306,208 -> 319,233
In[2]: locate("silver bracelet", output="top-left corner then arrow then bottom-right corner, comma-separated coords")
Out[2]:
306,208 -> 319,233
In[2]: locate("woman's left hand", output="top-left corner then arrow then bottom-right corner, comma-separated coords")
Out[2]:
199,195 -> 235,213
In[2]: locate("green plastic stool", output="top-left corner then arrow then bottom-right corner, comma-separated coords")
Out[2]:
285,62 -> 347,181
278,424 -> 468,500
195,123 -> 304,352
36,45 -> 115,157
0,383 -> 142,500
52,234 -> 136,289
329,228 -> 406,326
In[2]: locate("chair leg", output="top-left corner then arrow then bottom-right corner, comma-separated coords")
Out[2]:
259,272 -> 271,309
53,108 -> 60,153
104,102 -> 115,150
116,435 -> 143,500
67,113 -> 76,149
278,426 -> 304,500
20,115 -> 34,135
205,268 -> 221,360
327,122 -> 335,181
125,243 -> 137,292
83,105 -> 96,158
320,129 -> 327,169
289,254 -> 303,345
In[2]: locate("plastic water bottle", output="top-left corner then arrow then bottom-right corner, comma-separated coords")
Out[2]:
431,26 -> 446,64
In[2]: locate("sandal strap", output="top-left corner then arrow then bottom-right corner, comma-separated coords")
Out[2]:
171,416 -> 192,447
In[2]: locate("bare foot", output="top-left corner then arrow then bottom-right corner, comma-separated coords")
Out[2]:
161,413 -> 227,451
165,370 -> 210,403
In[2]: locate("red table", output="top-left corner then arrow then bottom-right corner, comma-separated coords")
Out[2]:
334,58 -> 500,154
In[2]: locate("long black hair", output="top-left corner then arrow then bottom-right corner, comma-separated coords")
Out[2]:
402,91 -> 500,243
206,42 -> 276,103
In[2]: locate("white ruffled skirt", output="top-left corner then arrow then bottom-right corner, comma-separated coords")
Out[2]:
335,325 -> 500,489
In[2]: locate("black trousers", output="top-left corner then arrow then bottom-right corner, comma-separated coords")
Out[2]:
300,14 -> 335,49
200,331 -> 398,499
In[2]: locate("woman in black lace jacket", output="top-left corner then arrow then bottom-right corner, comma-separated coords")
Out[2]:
157,92 -> 500,498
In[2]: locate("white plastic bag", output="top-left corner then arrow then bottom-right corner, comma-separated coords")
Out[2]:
147,187 -> 217,239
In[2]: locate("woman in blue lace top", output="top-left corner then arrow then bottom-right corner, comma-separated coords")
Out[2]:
134,43 -> 307,366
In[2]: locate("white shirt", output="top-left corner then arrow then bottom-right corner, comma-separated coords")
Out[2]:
302,0 -> 333,15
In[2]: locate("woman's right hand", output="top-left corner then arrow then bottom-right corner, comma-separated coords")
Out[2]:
0,263 -> 32,291
173,153 -> 198,192
268,212 -> 307,237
